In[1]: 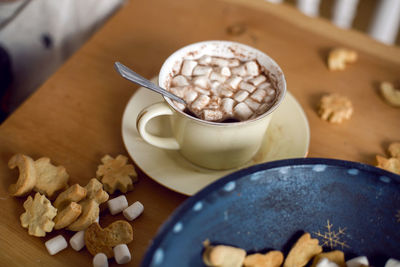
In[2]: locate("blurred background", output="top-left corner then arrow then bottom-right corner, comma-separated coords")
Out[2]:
0,0 -> 398,123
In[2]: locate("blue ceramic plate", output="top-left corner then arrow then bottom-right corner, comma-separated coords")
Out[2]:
141,158 -> 400,267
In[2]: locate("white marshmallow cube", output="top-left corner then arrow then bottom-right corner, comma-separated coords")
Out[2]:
171,75 -> 189,87
228,58 -> 240,67
220,89 -> 233,97
184,90 -> 198,104
191,95 -> 210,111
198,55 -> 212,65
245,98 -> 261,111
93,253 -> 108,267
316,258 -> 339,267
194,86 -> 210,96
123,201 -> 144,221
208,96 -> 221,109
193,65 -> 212,76
209,72 -> 227,83
210,57 -> 229,67
181,60 -> 198,76
231,65 -> 247,76
226,76 -> 242,90
258,82 -> 272,90
385,258 -> 400,267
113,244 -> 131,264
70,230 -> 86,251
107,195 -> 128,215
239,81 -> 256,93
193,76 -> 209,88
250,88 -> 267,102
45,235 -> 68,255
219,67 -> 231,77
221,98 -> 234,115
250,75 -> 267,86
202,110 -> 223,121
234,90 -> 249,102
173,101 -> 186,111
234,103 -> 253,120
346,256 -> 369,267
256,103 -> 272,115
245,61 -> 260,76
169,86 -> 186,98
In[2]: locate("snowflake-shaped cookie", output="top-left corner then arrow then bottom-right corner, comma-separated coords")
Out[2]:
96,155 -> 137,194
20,192 -> 57,237
318,94 -> 353,123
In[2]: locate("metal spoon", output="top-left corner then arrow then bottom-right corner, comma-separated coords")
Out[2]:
114,62 -> 186,104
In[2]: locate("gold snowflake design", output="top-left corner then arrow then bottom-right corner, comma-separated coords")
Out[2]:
314,220 -> 349,249
396,210 -> 400,222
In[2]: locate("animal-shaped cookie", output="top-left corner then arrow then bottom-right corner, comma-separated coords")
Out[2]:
84,221 -> 133,258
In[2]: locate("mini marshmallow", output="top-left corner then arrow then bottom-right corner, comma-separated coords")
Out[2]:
239,81 -> 256,93
245,98 -> 261,111
250,75 -> 267,86
107,195 -> 128,215
123,201 -> 144,221
228,58 -> 240,67
231,65 -> 247,76
234,103 -> 253,120
198,55 -> 212,65
220,89 -> 233,97
169,86 -> 187,98
265,87 -> 276,96
191,95 -> 210,111
234,90 -> 249,102
181,60 -> 198,76
210,57 -> 229,67
226,76 -> 242,90
264,95 -> 275,103
316,258 -> 339,267
93,253 -> 108,267
184,90 -> 198,103
194,86 -> 211,96
208,96 -> 221,109
221,98 -> 234,115
202,110 -> 223,121
250,88 -> 267,102
173,101 -> 186,111
70,230 -> 86,251
245,61 -> 260,76
256,103 -> 271,115
113,244 -> 131,264
258,82 -> 272,90
346,256 -> 369,267
193,65 -> 212,76
193,76 -> 209,88
45,235 -> 68,255
171,75 -> 189,87
209,72 -> 227,83
385,258 -> 400,267
219,67 -> 231,77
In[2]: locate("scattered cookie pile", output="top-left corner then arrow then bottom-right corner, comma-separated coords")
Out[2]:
7,153 -> 143,266
376,142 -> 400,175
203,232 -> 400,267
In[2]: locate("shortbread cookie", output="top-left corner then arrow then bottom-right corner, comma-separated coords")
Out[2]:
328,48 -> 358,71
8,154 -> 37,197
311,250 -> 346,267
318,94 -> 353,123
388,142 -> 400,158
20,192 -> 57,237
376,155 -> 400,175
85,178 -> 109,204
53,184 -> 87,209
243,251 -> 284,267
33,157 -> 69,197
203,243 -> 246,267
67,199 -> 99,231
54,202 -> 82,230
96,155 -> 137,194
380,81 -> 400,107
84,221 -> 133,258
283,233 -> 322,267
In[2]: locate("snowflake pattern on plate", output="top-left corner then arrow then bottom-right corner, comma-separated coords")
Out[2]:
314,220 -> 349,249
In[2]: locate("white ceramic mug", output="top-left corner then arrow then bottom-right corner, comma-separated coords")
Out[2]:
136,41 -> 286,170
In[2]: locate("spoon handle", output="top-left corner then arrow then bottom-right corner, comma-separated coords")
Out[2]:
114,62 -> 186,104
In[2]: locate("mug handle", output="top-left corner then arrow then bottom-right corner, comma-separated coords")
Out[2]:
136,102 -> 180,150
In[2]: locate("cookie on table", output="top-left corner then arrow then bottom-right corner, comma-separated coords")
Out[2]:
318,93 -> 353,124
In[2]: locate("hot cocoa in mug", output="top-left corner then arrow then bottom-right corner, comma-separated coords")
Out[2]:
136,41 -> 286,170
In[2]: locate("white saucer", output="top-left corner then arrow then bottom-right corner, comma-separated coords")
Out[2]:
122,78 -> 310,196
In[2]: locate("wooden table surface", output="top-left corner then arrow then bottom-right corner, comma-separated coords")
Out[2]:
0,0 -> 399,266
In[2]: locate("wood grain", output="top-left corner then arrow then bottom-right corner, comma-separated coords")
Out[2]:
0,0 -> 399,266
